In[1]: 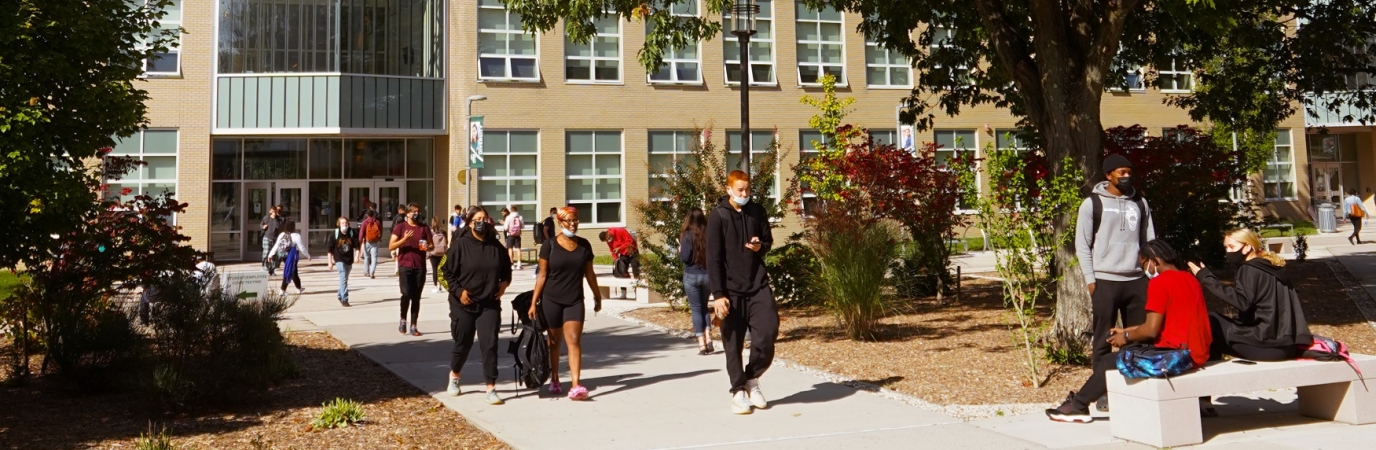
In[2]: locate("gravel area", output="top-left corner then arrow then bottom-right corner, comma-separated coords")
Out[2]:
0,332 -> 508,450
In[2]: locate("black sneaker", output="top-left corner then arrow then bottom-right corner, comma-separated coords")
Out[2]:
1046,392 -> 1093,423
1096,395 -> 1109,413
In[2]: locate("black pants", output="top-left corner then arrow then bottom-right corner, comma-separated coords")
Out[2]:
722,286 -> 779,393
1090,278 -> 1149,364
1208,313 -> 1301,361
1072,350 -> 1120,406
1350,215 -> 1363,243
429,256 -> 443,285
398,266 -> 426,323
449,301 -> 501,385
280,270 -> 301,292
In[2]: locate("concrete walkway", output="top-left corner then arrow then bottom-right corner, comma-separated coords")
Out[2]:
254,224 -> 1376,449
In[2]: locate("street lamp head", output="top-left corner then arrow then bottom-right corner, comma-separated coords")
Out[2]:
729,1 -> 760,35
467,95 -> 488,102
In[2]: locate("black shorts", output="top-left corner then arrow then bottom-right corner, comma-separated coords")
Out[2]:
506,234 -> 522,248
541,300 -> 585,326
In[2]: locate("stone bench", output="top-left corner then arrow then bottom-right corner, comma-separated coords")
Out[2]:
1106,354 -> 1376,448
583,276 -> 664,304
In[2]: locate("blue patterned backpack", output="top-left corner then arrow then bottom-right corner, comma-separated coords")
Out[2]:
1116,344 -> 1196,379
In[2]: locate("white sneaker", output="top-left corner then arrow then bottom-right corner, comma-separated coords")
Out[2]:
447,377 -> 461,396
486,388 -> 505,405
731,391 -> 753,415
293,287 -> 304,295
433,287 -> 443,294
746,379 -> 768,409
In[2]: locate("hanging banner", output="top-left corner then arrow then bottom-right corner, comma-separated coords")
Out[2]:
468,116 -> 485,169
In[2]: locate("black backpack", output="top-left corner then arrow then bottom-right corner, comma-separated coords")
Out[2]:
507,291 -> 550,390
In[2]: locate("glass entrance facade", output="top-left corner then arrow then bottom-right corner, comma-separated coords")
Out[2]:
210,137 -> 434,260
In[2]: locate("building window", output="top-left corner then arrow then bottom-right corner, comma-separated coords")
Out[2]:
478,0 -> 538,81
865,40 -> 910,88
648,131 -> 696,201
1264,130 -> 1295,200
648,3 -> 701,84
566,16 -> 621,83
724,0 -> 775,85
1110,63 -> 1145,92
799,130 -> 825,215
107,130 -> 180,210
566,131 -> 623,224
935,129 -> 977,211
929,25 -> 969,89
479,131 -> 539,219
726,130 -> 778,199
1156,56 -> 1193,92
795,2 -> 845,86
995,129 -> 1030,151
144,0 -> 181,75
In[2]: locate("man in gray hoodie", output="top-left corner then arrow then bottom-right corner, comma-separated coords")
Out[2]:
1073,153 -> 1154,412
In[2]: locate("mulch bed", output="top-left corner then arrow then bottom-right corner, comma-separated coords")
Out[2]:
0,332 -> 508,450
626,260 -> 1376,407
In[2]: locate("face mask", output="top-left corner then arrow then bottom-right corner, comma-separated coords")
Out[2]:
473,221 -> 491,236
562,227 -> 576,238
1115,176 -> 1133,192
1225,249 -> 1247,266
731,194 -> 750,206
340,225 -> 349,232
1144,262 -> 1160,279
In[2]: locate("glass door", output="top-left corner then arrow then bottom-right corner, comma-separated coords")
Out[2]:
244,182 -> 272,261
343,181 -> 375,225
376,181 -> 405,229
276,182 -> 307,226
1313,163 -> 1343,205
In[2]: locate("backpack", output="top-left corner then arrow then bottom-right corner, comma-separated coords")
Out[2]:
363,218 -> 381,242
1301,335 -> 1363,376
506,290 -> 550,390
1088,193 -> 1148,249
507,214 -> 523,237
1116,344 -> 1196,379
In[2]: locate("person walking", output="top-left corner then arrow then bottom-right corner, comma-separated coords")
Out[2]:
268,220 -> 311,295
389,203 -> 433,336
391,204 -> 408,276
503,205 -> 525,270
261,205 -> 284,275
1343,189 -> 1368,244
528,206 -> 602,401
441,205 -> 512,405
429,216 -> 449,294
449,204 -> 466,235
1047,240 -> 1212,423
681,207 -> 713,355
1073,153 -> 1155,412
359,210 -> 383,278
328,216 -> 359,307
1188,228 -> 1313,361
708,170 -> 778,415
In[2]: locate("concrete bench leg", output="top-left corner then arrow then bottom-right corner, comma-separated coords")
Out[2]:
1108,393 -> 1202,448
1299,381 -> 1376,424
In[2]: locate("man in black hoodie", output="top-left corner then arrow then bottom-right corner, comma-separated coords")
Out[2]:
708,170 -> 777,415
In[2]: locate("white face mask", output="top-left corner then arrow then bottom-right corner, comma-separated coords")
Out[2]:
1145,261 -> 1160,279
562,227 -> 576,237
731,194 -> 750,206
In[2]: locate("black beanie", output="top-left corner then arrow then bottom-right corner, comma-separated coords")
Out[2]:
1102,154 -> 1132,174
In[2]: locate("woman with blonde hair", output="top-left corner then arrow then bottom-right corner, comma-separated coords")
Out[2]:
1188,228 -> 1313,361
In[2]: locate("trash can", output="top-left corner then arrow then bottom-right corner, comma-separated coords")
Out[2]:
1317,203 -> 1337,233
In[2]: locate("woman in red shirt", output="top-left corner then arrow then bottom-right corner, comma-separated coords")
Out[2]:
1048,239 -> 1212,423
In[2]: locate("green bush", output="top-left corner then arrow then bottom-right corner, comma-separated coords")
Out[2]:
891,241 -> 956,299
764,238 -> 822,307
808,208 -> 900,341
312,398 -> 366,430
134,425 -> 179,450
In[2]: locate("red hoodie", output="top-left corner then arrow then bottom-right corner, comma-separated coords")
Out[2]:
605,227 -> 637,258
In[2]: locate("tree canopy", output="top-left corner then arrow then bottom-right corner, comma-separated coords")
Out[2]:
0,0 -> 177,268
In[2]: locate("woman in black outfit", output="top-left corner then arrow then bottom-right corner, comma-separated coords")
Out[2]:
528,206 -> 601,401
441,206 -> 512,405
1188,228 -> 1313,361
680,207 -> 713,355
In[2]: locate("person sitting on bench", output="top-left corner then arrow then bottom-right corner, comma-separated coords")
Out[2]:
1188,228 -> 1313,362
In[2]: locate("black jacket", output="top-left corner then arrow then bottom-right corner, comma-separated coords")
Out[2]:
441,231 -> 512,312
706,196 -> 773,298
1196,258 -> 1314,348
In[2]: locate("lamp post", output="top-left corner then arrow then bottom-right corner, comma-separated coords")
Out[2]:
730,0 -> 759,173
465,95 -> 487,209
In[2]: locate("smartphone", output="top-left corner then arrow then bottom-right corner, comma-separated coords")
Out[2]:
1232,359 -> 1258,365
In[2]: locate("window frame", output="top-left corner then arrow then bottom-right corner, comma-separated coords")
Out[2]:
1156,55 -> 1194,93
106,129 -> 181,221
928,25 -> 970,89
647,130 -> 696,201
647,2 -> 703,85
478,0 -> 540,82
1264,129 -> 1296,201
795,2 -> 846,87
723,0 -> 776,86
565,131 -> 625,225
478,130 -> 541,217
565,15 -> 623,84
864,39 -> 912,89
725,130 -> 780,203
934,129 -> 979,213
142,0 -> 182,77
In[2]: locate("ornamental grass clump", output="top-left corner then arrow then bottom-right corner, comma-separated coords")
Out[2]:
807,205 -> 900,341
312,398 -> 366,430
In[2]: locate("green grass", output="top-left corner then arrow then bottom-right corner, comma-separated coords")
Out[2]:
593,255 -> 616,266
134,426 -> 179,450
311,398 -> 366,430
1259,220 -> 1318,238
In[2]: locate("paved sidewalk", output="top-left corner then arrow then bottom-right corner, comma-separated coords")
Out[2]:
248,226 -> 1376,449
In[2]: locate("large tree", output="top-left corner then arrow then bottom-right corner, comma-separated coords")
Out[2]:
0,0 -> 177,268
506,0 -> 1376,348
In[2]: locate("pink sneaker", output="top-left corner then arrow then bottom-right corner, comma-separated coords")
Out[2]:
547,381 -> 562,396
568,385 -> 589,401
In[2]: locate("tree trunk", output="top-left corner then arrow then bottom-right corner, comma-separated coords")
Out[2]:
1044,98 -> 1105,353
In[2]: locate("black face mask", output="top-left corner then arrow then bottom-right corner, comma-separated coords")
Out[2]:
1225,249 -> 1246,266
472,221 -> 491,236
1115,176 -> 1133,192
